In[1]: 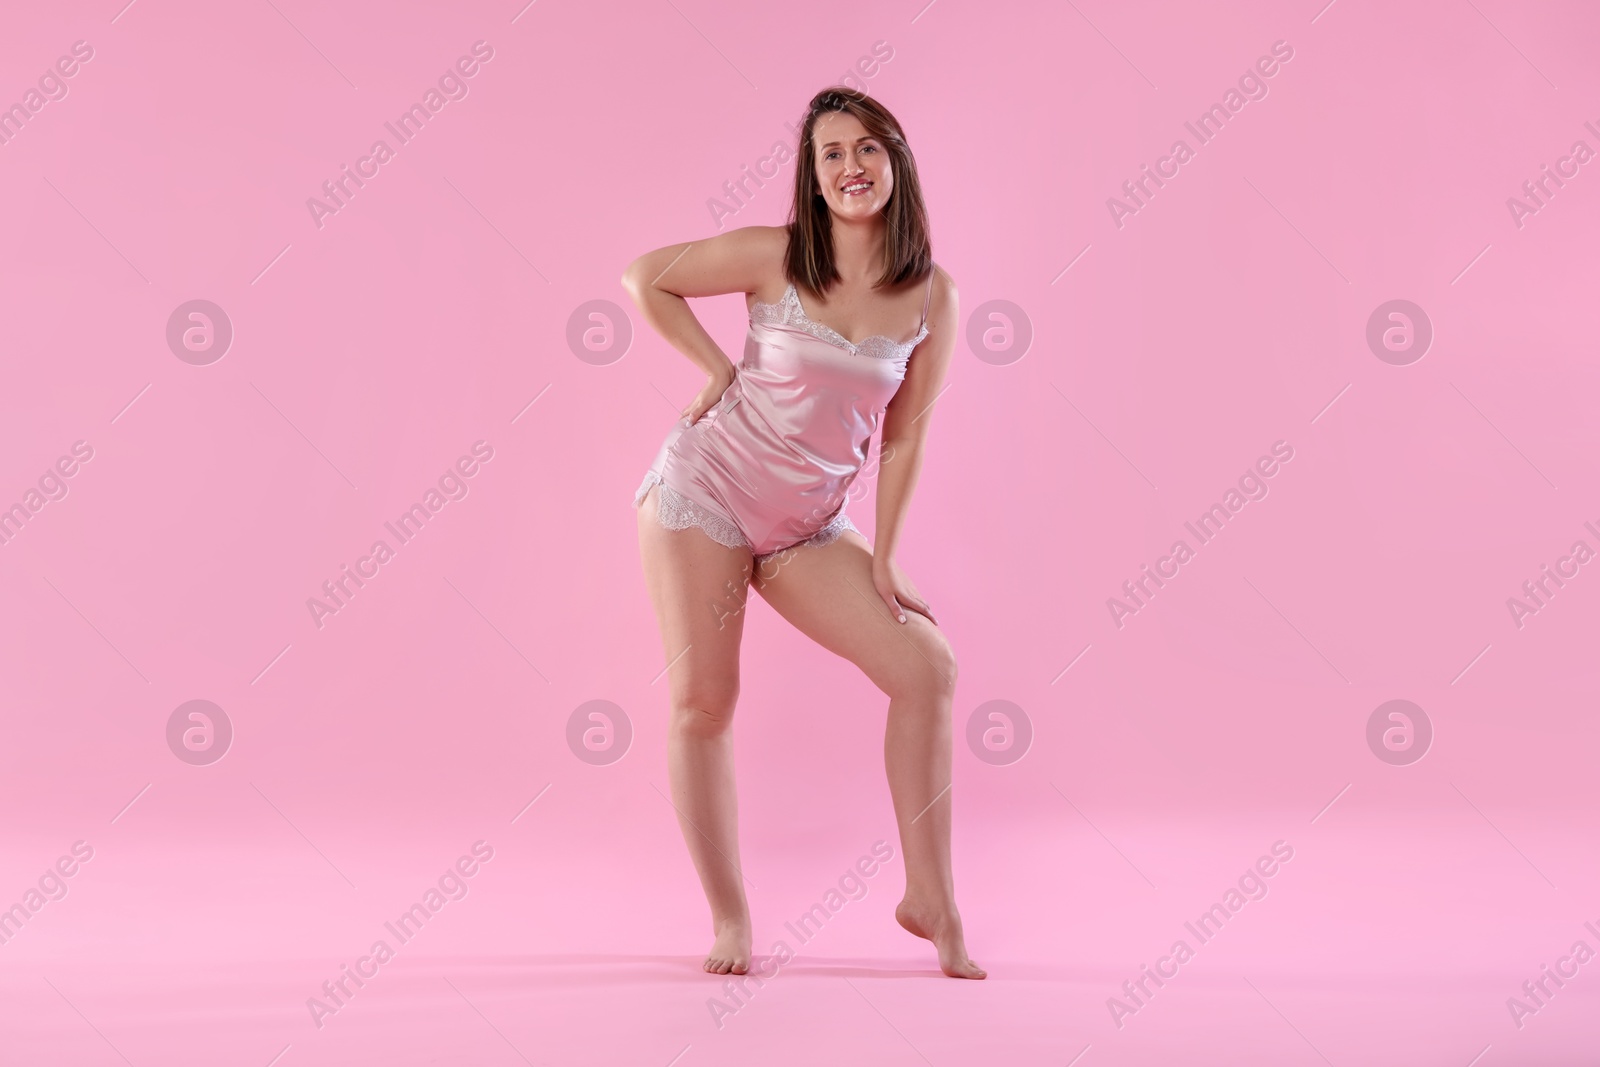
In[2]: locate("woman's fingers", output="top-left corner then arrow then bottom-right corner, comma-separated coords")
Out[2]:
900,594 -> 936,624
884,591 -> 937,625
683,376 -> 731,423
874,570 -> 938,626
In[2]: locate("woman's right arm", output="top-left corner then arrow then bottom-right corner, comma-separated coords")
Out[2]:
620,225 -> 784,422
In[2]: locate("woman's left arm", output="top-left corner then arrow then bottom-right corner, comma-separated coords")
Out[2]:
871,268 -> 956,625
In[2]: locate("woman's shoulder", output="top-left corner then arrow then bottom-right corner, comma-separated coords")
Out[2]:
703,223 -> 789,260
721,224 -> 790,253
726,224 -> 791,280
924,262 -> 957,312
695,225 -> 790,305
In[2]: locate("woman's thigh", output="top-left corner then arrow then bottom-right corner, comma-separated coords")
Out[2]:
749,530 -> 956,700
636,483 -> 754,713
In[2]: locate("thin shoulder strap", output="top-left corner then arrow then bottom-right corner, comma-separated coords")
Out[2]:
919,268 -> 935,326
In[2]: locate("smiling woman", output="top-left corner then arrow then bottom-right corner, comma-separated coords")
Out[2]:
623,85 -> 984,981
707,41 -> 898,230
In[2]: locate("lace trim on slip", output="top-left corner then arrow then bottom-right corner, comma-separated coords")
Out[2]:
635,469 -> 859,560
750,283 -> 927,361
758,510 -> 858,564
635,471 -> 748,550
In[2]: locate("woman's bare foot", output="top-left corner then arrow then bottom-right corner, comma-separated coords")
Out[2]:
895,897 -> 986,978
704,917 -> 752,975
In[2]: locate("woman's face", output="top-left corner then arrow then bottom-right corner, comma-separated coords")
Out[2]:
812,111 -> 894,220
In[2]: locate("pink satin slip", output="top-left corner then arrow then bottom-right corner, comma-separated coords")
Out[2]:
634,272 -> 934,564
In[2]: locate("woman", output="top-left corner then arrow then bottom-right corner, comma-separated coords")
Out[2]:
623,87 -> 983,980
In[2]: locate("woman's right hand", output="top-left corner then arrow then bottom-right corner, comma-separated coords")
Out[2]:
681,363 -> 737,425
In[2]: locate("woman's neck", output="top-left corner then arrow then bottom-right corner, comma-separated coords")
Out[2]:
828,214 -> 888,285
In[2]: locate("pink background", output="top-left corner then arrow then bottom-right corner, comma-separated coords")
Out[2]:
2,0 -> 1598,1063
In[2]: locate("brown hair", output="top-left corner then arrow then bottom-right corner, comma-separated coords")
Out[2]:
784,86 -> 932,295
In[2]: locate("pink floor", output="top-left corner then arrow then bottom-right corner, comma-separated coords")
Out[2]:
6,789 -> 1600,1063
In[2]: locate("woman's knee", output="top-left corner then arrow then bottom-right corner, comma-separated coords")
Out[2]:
881,628 -> 958,702
671,683 -> 740,736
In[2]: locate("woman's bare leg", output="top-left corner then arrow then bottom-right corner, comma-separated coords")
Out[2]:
636,484 -> 757,974
751,530 -> 985,979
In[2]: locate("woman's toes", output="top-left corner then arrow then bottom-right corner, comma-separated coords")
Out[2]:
950,957 -> 987,979
705,923 -> 753,977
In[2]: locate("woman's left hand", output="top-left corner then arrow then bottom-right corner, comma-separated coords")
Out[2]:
872,558 -> 937,626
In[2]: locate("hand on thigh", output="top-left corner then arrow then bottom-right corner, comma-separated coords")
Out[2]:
751,530 -> 957,699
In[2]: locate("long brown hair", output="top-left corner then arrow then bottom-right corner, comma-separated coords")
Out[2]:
785,86 -> 932,295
